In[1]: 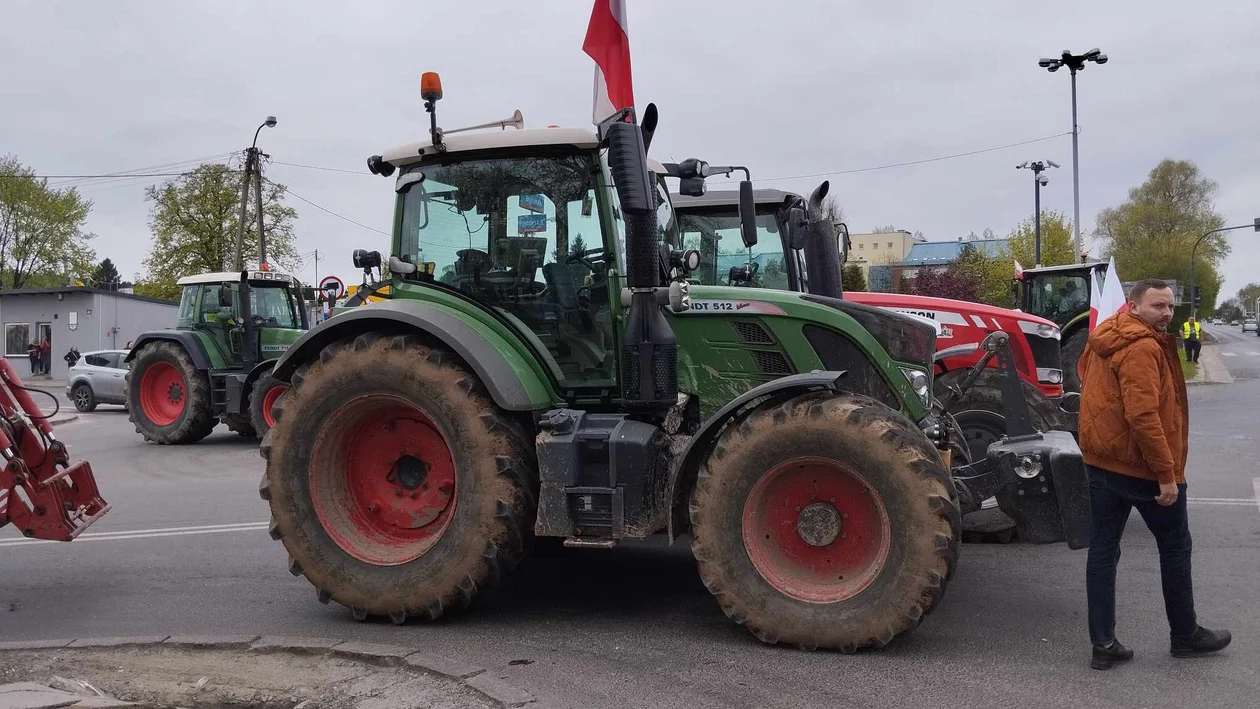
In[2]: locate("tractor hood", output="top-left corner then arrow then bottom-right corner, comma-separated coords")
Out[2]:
845,291 -> 1060,339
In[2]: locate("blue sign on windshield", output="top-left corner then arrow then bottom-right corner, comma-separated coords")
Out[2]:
519,194 -> 545,213
517,213 -> 548,234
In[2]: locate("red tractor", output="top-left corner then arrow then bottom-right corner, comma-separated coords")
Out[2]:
0,361 -> 109,542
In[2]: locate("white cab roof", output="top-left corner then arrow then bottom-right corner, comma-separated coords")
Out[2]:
177,271 -> 293,286
382,127 -> 601,168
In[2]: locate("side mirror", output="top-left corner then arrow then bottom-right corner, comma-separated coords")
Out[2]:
785,207 -> 808,250
604,121 -> 653,215
738,181 -> 757,248
218,285 -> 233,308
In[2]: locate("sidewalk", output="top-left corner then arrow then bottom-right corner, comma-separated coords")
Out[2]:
1190,342 -> 1233,385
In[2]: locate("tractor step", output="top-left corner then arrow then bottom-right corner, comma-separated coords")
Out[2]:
563,537 -> 618,550
534,409 -> 670,541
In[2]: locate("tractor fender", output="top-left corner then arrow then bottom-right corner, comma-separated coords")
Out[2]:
270,299 -> 537,412
124,331 -> 211,369
666,371 -> 846,542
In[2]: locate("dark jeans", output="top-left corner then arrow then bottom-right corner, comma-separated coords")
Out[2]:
1184,339 -> 1201,363
1086,465 -> 1197,645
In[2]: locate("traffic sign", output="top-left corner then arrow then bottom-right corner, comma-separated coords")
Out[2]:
319,275 -> 345,301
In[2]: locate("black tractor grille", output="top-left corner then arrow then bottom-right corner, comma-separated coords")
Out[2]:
1023,332 -> 1062,371
751,350 -> 793,375
732,321 -> 775,345
802,325 -> 902,410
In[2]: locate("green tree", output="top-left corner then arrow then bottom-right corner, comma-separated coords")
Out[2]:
90,257 -> 121,289
0,155 -> 97,288
1007,210 -> 1075,268
954,244 -> 1014,308
1095,159 -> 1227,315
1215,298 -> 1242,322
139,162 -> 299,299
841,263 -> 866,292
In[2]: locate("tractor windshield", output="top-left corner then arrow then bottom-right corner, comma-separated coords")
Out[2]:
246,283 -> 299,328
396,153 -> 610,290
1027,273 -> 1090,326
675,208 -> 790,290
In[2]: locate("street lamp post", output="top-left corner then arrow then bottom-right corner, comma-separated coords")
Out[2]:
234,116 -> 278,271
1039,48 -> 1108,265
1017,160 -> 1059,267
1188,217 -> 1260,316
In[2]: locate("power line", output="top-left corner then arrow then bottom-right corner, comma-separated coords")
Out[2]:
266,179 -> 389,237
702,132 -> 1074,184
272,160 -> 368,176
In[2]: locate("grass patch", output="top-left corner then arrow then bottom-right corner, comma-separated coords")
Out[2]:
1178,345 -> 1198,380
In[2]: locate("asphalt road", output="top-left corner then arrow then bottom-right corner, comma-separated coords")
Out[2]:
1207,322 -> 1260,379
3,393 -> 1259,709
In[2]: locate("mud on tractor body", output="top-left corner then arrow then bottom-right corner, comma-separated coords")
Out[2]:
0,360 -> 108,542
259,81 -> 1090,652
125,269 -> 308,444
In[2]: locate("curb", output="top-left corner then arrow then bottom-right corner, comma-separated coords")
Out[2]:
0,635 -> 540,708
49,414 -> 79,426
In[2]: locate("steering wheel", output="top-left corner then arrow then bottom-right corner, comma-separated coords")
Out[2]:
566,247 -> 606,273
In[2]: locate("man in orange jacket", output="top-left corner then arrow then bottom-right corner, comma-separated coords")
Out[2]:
1077,279 -> 1231,670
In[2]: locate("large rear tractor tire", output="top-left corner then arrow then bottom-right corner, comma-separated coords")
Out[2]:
260,332 -> 535,624
1060,327 -> 1088,394
934,368 -> 1064,542
249,372 -> 287,439
689,392 -> 960,652
125,341 -> 217,445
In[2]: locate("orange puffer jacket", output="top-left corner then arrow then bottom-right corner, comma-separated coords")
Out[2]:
1077,311 -> 1189,484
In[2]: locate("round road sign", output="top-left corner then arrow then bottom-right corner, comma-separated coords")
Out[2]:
319,275 -> 345,301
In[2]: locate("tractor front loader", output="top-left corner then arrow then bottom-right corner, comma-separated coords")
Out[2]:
0,360 -> 109,541
259,79 -> 1090,652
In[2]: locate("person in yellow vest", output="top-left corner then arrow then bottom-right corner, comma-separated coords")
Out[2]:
1180,315 -> 1202,363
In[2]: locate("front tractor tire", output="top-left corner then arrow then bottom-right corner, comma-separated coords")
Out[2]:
689,392 -> 960,652
125,341 -> 217,445
260,333 -> 535,624
249,372 -> 287,439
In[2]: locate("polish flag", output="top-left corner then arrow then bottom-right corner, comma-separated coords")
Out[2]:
1014,260 -> 1024,279
583,0 -> 634,124
1089,257 -> 1127,329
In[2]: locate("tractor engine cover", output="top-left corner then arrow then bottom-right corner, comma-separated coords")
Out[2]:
989,430 -> 1091,549
535,409 -> 670,541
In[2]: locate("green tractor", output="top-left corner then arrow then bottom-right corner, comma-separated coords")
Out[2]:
125,269 -> 309,444
258,85 -> 1089,651
1014,262 -> 1104,393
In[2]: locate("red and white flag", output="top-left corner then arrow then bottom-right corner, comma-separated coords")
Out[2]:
1089,257 -> 1126,330
1014,259 -> 1024,279
583,0 -> 634,124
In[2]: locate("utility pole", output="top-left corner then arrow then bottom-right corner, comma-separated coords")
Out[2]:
233,116 -> 278,271
1016,160 -> 1059,267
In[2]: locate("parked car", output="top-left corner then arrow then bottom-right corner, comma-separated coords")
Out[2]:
66,349 -> 131,412
1244,320 -> 1258,334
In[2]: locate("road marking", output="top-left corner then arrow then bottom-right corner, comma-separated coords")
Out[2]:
1254,478 -> 1260,515
1248,352 -> 1260,356
0,521 -> 269,548
1186,498 -> 1257,506
1222,352 -> 1237,357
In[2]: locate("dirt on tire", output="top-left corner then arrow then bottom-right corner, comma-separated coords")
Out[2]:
125,341 -> 217,445
688,391 -> 960,652
260,332 -> 536,624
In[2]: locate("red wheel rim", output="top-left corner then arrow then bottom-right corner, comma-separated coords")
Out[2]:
309,395 -> 457,566
742,456 -> 891,603
139,361 -> 185,426
261,384 -> 286,428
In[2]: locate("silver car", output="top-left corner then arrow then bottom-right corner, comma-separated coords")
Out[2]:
66,349 -> 131,412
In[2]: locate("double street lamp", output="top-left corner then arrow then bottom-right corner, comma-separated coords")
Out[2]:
1017,160 -> 1059,267
1188,218 -> 1260,315
1039,48 -> 1108,264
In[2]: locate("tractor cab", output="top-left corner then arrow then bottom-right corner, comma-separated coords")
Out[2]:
671,189 -> 807,292
1014,263 -> 1101,330
175,269 -> 307,367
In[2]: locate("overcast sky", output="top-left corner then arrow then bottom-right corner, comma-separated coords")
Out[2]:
3,0 -> 1258,299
